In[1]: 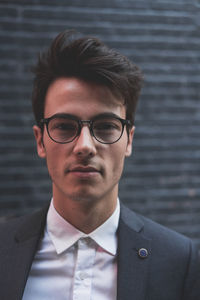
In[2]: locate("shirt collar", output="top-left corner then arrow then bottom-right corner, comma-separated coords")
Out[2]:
47,199 -> 120,256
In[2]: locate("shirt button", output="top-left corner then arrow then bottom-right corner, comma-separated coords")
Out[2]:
79,272 -> 87,280
79,238 -> 87,246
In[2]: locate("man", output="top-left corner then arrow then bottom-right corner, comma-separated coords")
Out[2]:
0,30 -> 199,300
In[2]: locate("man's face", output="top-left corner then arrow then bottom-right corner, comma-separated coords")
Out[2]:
34,78 -> 134,209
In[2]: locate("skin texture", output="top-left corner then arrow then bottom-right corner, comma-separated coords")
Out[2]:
34,77 -> 134,233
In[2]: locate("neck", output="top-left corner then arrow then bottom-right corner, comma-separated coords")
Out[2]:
52,188 -> 118,234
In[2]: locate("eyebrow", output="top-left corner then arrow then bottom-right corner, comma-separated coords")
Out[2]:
48,112 -> 122,120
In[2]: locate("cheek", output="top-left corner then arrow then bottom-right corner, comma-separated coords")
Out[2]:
44,145 -> 64,176
108,146 -> 127,178
44,143 -> 74,179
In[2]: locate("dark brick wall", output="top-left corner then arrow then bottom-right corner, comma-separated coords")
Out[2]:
0,0 -> 200,244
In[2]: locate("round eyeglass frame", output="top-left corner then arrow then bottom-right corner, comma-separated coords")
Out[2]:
40,114 -> 132,145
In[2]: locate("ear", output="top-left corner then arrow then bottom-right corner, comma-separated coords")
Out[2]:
125,126 -> 135,157
33,125 -> 46,158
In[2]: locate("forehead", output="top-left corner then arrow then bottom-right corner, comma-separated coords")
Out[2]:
44,77 -> 126,118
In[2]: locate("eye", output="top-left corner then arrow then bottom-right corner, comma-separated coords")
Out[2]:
49,118 -> 78,132
96,123 -> 116,130
55,123 -> 75,130
93,119 -> 121,131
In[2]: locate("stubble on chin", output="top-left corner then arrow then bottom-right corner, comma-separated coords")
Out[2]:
66,189 -> 100,203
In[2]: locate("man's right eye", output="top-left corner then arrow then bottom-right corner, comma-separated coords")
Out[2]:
51,120 -> 77,131
57,123 -> 75,130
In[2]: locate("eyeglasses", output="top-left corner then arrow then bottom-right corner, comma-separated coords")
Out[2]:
40,113 -> 131,144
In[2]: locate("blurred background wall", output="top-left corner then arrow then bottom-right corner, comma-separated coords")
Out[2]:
0,0 -> 200,244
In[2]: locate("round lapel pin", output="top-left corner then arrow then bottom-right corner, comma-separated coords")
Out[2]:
138,248 -> 148,258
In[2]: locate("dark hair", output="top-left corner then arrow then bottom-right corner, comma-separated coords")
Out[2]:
32,30 -> 143,127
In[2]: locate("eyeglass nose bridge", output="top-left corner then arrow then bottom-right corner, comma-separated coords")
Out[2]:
78,120 -> 94,137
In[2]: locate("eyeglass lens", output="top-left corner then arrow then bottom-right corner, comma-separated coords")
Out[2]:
47,117 -> 123,144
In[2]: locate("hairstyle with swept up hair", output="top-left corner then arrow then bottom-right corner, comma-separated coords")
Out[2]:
32,30 -> 143,127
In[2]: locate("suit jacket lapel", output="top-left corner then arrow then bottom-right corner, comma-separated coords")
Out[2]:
1,203 -> 150,300
117,204 -> 151,300
0,205 -> 48,300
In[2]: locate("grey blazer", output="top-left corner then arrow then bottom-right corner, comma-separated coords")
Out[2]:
0,203 -> 199,300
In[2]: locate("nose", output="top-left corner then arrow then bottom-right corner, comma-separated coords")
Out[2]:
73,125 -> 97,157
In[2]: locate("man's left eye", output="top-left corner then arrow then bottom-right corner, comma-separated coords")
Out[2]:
95,123 -> 117,130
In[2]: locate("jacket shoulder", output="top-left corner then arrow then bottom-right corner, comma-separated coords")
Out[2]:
0,205 -> 48,248
120,203 -> 194,251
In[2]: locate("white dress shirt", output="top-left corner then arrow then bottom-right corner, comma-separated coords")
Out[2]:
22,199 -> 120,300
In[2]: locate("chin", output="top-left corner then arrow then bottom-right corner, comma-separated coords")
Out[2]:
68,191 -> 99,202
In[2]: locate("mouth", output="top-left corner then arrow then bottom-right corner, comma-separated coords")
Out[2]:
67,165 -> 101,178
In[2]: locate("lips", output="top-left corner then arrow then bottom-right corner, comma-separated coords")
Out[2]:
66,165 -> 101,179
69,166 -> 100,173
